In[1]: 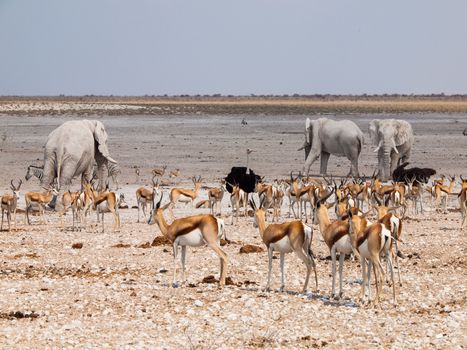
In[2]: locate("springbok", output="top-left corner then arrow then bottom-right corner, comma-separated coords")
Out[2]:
84,183 -> 120,232
136,176 -> 160,223
58,190 -> 82,230
347,210 -> 396,305
208,186 -> 224,216
459,176 -> 467,229
169,176 -> 203,217
250,198 -> 318,294
25,187 -> 56,225
1,180 -> 22,232
312,189 -> 353,299
152,165 -> 167,177
148,194 -> 227,287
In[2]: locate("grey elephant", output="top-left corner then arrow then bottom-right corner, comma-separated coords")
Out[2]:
41,120 -> 117,207
369,119 -> 414,180
300,118 -> 364,176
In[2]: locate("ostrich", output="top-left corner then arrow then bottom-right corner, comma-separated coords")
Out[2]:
225,148 -> 261,194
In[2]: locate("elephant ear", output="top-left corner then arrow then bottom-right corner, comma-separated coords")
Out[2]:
93,121 -> 117,164
393,120 -> 412,146
368,120 -> 379,145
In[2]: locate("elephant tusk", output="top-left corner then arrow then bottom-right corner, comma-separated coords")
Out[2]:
373,140 -> 383,152
392,140 -> 399,154
107,156 -> 118,164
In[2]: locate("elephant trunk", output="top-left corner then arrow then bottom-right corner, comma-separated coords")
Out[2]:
382,145 -> 392,180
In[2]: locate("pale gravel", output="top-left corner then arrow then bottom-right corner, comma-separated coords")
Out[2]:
0,110 -> 466,349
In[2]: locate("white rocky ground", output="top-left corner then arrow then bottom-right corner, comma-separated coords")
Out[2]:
0,109 -> 465,348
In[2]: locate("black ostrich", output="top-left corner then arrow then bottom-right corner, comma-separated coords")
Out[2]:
225,149 -> 262,193
392,162 -> 436,184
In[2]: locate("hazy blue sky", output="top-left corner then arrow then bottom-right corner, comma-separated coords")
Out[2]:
1,0 -> 466,95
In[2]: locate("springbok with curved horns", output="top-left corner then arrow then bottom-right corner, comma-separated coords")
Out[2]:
169,176 -> 203,218
25,186 -> 57,225
1,180 -> 22,232
312,189 -> 354,299
250,198 -> 318,294
136,176 -> 160,223
148,194 -> 228,287
459,176 -> 467,229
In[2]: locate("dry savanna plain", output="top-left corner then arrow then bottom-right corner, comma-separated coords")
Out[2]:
0,97 -> 466,349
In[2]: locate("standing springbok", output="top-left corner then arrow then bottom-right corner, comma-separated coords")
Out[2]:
312,189 -> 354,299
347,210 -> 396,305
459,176 -> 467,229
136,176 -> 160,223
58,190 -> 82,230
169,176 -> 203,218
148,194 -> 227,287
152,165 -> 167,177
208,186 -> 224,216
25,187 -> 56,225
434,175 -> 456,212
84,183 -> 120,232
229,183 -> 247,225
250,199 -> 318,294
1,180 -> 22,232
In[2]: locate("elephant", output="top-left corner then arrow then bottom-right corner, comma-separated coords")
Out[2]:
369,119 -> 414,180
41,120 -> 117,209
300,118 -> 364,177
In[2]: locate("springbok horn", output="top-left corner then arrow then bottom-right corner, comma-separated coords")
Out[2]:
156,192 -> 163,209
249,199 -> 257,211
10,180 -> 15,191
373,192 -> 382,206
17,179 -> 22,190
317,188 -> 334,206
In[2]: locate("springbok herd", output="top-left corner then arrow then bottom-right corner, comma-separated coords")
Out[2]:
1,170 -> 466,307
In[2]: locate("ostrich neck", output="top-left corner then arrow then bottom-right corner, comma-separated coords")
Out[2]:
246,154 -> 250,173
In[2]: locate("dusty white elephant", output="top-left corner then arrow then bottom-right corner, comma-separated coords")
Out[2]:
300,118 -> 364,176
41,120 -> 117,208
369,119 -> 414,180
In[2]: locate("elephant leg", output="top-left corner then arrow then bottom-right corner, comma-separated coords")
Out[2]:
41,153 -> 57,190
320,151 -> 330,175
303,149 -> 320,176
377,149 -> 385,178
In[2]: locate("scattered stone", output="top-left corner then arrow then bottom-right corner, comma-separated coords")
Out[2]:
0,311 -> 39,320
239,244 -> 264,254
111,243 -> 131,248
71,243 -> 83,249
151,236 -> 171,246
202,275 -> 217,284
137,242 -> 151,249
